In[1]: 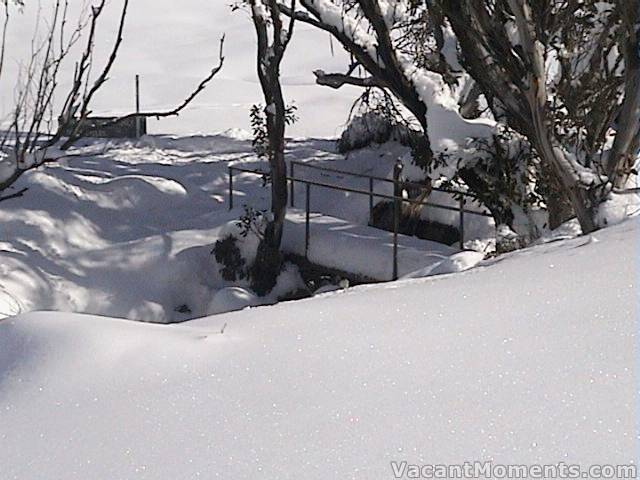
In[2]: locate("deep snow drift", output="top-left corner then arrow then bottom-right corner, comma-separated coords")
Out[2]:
0,216 -> 637,479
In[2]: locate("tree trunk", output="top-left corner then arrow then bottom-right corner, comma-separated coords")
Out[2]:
606,1 -> 640,188
251,141 -> 288,295
545,190 -> 574,231
248,0 -> 292,295
509,0 -> 601,233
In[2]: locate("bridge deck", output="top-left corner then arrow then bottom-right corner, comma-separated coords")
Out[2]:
282,209 -> 458,281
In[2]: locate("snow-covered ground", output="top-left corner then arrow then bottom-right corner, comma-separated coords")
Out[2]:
1,3 -> 638,478
0,215 -> 636,479
0,134 -> 485,322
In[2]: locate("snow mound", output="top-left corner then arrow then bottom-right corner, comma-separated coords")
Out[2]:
206,286 -> 259,315
402,250 -> 485,278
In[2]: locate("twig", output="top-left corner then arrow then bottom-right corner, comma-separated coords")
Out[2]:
62,35 -> 225,140
0,187 -> 28,203
100,35 -> 226,129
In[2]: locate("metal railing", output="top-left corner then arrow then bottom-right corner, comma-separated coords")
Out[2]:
227,161 -> 492,280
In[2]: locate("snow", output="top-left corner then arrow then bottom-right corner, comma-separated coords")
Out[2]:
0,134 -> 481,322
283,209 -> 457,280
0,3 -> 637,475
206,286 -> 260,316
597,192 -> 640,227
401,250 -> 485,279
299,0 -> 496,171
0,216 -> 636,479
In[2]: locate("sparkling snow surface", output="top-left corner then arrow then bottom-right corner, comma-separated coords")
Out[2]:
0,217 -> 637,479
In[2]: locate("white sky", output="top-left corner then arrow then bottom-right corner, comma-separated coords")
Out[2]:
1,0 -> 360,138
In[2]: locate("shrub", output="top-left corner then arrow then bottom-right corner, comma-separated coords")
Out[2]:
212,235 -> 247,282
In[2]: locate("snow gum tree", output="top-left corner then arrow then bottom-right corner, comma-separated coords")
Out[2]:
282,0 -> 640,235
245,0 -> 296,295
278,0 -> 547,240
437,0 -> 640,233
279,0 -> 462,167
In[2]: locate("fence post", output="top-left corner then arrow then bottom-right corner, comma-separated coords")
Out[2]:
135,74 -> 141,139
459,197 -> 465,249
228,166 -> 234,211
368,177 -> 374,225
305,183 -> 311,259
392,160 -> 404,281
290,162 -> 295,208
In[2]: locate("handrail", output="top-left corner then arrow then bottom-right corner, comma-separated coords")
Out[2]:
226,163 -> 494,280
614,187 -> 640,195
289,159 -> 474,198
228,165 -> 491,217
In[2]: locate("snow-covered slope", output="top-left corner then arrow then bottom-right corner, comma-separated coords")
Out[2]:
0,217 -> 636,479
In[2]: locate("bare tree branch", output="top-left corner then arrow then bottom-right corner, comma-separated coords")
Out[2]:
0,187 -> 27,203
0,2 -> 10,80
98,36 -> 226,129
59,0 -> 126,149
313,69 -> 386,89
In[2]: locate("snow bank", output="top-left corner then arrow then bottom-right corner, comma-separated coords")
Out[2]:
402,250 -> 485,279
597,192 -> 640,227
0,217 -> 636,479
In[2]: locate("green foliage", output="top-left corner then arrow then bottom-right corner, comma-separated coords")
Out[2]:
250,103 -> 298,161
250,104 -> 269,160
236,205 -> 267,240
441,126 -> 548,229
212,235 -> 247,282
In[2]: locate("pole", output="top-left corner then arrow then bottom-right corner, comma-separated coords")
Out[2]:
459,197 -> 465,249
290,162 -> 295,208
135,74 -> 141,139
393,197 -> 399,281
305,183 -> 311,259
368,177 -> 374,226
392,160 -> 403,281
228,167 -> 234,211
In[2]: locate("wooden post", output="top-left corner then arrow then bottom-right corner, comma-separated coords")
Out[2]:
392,160 -> 403,281
228,166 -> 234,211
135,75 -> 141,139
305,183 -> 311,259
290,162 -> 295,208
459,197 -> 465,249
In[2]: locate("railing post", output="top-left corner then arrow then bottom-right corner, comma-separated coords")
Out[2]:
368,177 -> 374,226
228,166 -> 234,211
135,74 -> 141,139
392,160 -> 403,281
459,197 -> 465,249
305,183 -> 311,259
289,162 -> 295,208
